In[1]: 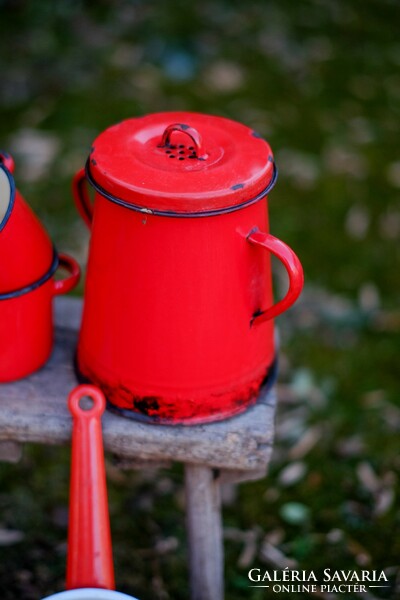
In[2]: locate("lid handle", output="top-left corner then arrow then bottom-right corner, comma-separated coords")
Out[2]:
158,123 -> 207,159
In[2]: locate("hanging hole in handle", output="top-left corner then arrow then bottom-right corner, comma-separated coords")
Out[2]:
79,395 -> 95,411
68,384 -> 106,417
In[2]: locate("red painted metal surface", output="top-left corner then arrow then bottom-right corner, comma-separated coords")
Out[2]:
0,153 -> 54,291
66,385 -> 115,591
84,112 -> 275,213
247,231 -> 304,325
0,253 -> 80,382
73,112 -> 304,424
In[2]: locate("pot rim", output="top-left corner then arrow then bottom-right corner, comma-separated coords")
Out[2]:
0,247 -> 58,300
85,160 -> 278,218
0,157 -> 15,233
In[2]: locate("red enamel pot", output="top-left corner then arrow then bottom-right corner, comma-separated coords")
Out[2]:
73,112 -> 304,424
0,151 -> 80,382
0,252 -> 80,382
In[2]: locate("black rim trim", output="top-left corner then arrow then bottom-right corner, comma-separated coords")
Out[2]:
0,247 -> 59,300
0,160 -> 16,233
85,160 -> 278,218
74,354 -> 278,425
107,357 -> 278,424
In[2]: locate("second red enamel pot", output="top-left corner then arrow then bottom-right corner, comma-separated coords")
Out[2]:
0,252 -> 80,382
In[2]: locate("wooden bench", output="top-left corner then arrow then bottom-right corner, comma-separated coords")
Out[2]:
0,296 -> 276,600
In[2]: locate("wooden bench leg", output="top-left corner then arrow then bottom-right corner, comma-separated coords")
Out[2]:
185,464 -> 224,600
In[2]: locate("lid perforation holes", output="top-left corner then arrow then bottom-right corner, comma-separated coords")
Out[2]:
163,144 -> 201,162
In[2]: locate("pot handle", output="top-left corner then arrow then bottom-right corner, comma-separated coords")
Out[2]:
66,385 -> 115,590
247,229 -> 304,325
53,253 -> 81,296
72,168 -> 93,228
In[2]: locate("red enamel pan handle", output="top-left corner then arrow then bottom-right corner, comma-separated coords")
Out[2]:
247,229 -> 304,326
72,168 -> 93,228
53,253 -> 81,296
66,385 -> 115,591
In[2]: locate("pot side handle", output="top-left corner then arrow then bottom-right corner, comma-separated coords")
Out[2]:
53,253 -> 81,296
72,168 -> 93,228
247,229 -> 304,326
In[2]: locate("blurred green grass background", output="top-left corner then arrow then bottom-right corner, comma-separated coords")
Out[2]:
0,1 -> 399,598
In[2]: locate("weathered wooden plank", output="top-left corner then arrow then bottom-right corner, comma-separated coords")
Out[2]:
0,297 -> 276,472
185,465 -> 223,600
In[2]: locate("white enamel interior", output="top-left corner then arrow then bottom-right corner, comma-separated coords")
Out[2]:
0,167 -> 12,225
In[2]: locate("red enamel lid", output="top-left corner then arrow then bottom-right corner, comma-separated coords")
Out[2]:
87,112 -> 275,215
